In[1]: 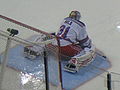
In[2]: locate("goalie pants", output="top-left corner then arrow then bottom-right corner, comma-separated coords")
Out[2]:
48,44 -> 82,57
60,44 -> 83,57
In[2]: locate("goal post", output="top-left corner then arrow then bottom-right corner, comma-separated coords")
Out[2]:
0,15 -> 63,90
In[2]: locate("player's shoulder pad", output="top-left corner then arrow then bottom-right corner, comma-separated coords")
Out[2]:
73,20 -> 86,28
64,17 -> 86,27
77,20 -> 86,27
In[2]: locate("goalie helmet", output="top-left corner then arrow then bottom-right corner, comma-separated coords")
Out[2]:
69,11 -> 81,20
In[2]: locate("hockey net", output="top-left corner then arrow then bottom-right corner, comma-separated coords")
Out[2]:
0,15 -> 62,90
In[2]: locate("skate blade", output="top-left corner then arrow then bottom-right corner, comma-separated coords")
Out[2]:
64,67 -> 78,73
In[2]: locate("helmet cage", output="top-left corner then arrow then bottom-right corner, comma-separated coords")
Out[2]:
69,11 -> 81,20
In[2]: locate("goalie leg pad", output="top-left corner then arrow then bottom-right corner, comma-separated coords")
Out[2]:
64,45 -> 96,73
24,45 -> 44,60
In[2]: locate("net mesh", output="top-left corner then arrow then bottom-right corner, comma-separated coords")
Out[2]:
0,15 -> 61,90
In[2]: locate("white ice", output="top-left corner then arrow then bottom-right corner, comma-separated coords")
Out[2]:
0,0 -> 120,90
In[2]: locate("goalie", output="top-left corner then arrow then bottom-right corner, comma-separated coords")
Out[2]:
23,10 -> 96,73
56,11 -> 96,73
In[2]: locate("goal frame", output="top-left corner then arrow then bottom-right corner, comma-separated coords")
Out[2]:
0,14 -> 63,90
